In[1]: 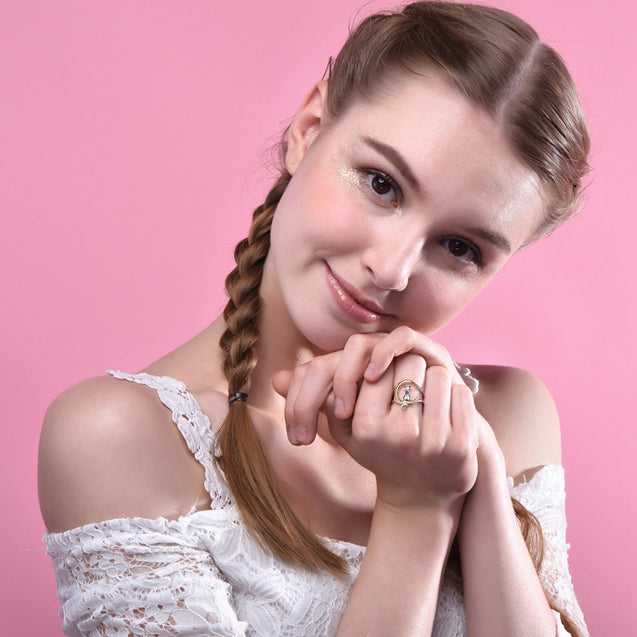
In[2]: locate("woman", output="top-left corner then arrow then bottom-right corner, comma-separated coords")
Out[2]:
39,2 -> 590,635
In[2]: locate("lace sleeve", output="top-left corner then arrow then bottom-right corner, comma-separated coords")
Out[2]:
44,516 -> 249,636
509,465 -> 588,637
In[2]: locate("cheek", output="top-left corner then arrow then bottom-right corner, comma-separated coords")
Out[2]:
403,275 -> 493,333
275,170 -> 369,249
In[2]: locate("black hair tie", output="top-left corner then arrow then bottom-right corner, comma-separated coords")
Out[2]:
228,392 -> 248,405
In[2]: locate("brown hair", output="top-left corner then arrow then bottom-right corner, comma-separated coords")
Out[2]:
217,2 -> 589,634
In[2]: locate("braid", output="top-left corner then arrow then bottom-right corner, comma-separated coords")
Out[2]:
219,175 -> 288,392
217,171 -> 347,576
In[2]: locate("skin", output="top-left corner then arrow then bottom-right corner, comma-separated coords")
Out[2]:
39,72 -> 562,635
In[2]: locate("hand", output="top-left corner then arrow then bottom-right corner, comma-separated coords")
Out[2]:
272,328 -> 480,511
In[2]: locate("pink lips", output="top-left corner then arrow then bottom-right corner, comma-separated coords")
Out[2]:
326,265 -> 390,324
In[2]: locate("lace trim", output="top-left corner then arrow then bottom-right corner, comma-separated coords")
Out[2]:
454,362 -> 479,394
107,370 -> 230,510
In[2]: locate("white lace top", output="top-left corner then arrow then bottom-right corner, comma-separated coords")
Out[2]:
44,371 -> 588,636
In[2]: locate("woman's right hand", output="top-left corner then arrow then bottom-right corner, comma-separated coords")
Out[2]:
272,328 -> 479,512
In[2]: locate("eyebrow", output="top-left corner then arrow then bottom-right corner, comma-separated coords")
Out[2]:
361,135 -> 512,254
361,135 -> 421,193
466,227 -> 512,254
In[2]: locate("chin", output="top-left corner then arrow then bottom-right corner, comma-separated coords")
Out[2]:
298,317 -> 385,355
301,328 -> 352,355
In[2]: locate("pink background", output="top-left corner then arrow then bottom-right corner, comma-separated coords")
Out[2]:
2,1 -> 634,634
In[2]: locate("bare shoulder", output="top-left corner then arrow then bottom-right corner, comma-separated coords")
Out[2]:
38,374 -> 208,533
469,364 -> 562,482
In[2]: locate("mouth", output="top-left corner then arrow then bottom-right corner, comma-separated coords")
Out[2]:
325,264 -> 391,324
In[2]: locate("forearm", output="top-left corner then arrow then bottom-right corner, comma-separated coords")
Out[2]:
458,453 -> 556,637
336,501 -> 458,636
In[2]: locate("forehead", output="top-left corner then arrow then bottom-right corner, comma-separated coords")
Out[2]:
326,73 -> 546,246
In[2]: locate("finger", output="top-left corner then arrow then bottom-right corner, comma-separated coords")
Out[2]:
332,333 -> 384,420
450,383 -> 478,451
285,353 -> 340,445
421,365 -> 453,449
283,364 -> 310,444
340,364 -> 395,446
385,354 -> 428,446
272,370 -> 293,398
364,327 -> 460,384
390,353 -> 427,414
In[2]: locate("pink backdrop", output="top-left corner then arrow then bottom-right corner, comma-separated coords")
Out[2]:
2,1 -> 634,634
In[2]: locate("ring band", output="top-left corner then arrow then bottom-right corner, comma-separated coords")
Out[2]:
392,379 -> 425,410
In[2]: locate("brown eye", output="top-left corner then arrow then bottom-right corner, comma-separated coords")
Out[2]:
442,237 -> 483,266
448,239 -> 469,257
371,174 -> 392,195
362,169 -> 401,206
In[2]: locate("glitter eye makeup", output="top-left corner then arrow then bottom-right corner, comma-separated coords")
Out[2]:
337,161 -> 402,209
337,163 -> 362,192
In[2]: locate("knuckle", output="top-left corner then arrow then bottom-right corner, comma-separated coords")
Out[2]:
293,393 -> 318,413
427,365 -> 451,383
395,427 -> 420,452
292,364 -> 307,382
333,371 -> 354,388
307,356 -> 330,375
424,432 -> 447,456
345,333 -> 369,351
293,400 -> 317,423
393,325 -> 415,344
399,351 -> 425,366
428,338 -> 449,357
351,413 -> 377,442
452,382 -> 472,397
447,441 -> 470,463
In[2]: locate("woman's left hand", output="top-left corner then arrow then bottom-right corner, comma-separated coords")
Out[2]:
272,327 -> 482,509
273,326 -> 467,444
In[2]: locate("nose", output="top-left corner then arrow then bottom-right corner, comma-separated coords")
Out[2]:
361,225 -> 424,292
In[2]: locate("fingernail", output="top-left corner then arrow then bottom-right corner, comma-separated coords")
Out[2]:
365,362 -> 375,377
334,397 -> 345,417
288,428 -> 298,445
292,425 -> 308,445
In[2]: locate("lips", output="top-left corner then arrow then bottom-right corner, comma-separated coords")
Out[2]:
326,265 -> 391,323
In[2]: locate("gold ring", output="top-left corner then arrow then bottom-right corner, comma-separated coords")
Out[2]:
392,379 -> 425,410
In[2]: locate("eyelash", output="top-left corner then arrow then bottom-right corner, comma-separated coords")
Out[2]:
441,237 -> 484,267
359,168 -> 403,206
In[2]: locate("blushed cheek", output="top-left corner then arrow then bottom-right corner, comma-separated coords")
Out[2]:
301,181 -> 369,247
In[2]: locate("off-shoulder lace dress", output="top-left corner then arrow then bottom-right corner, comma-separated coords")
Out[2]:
44,371 -> 588,636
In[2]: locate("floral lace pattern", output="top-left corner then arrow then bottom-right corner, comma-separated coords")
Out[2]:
44,371 -> 587,636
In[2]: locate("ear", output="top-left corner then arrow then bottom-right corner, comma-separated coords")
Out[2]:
285,81 -> 328,175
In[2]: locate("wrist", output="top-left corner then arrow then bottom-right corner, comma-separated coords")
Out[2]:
372,497 -> 461,548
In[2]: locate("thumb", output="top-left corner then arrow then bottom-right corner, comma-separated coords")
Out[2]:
272,369 -> 294,398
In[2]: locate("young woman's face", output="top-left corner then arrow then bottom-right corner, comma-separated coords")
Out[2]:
265,73 -> 545,353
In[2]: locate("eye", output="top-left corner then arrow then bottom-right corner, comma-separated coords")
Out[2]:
370,173 -> 392,195
442,237 -> 484,267
361,169 -> 401,205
